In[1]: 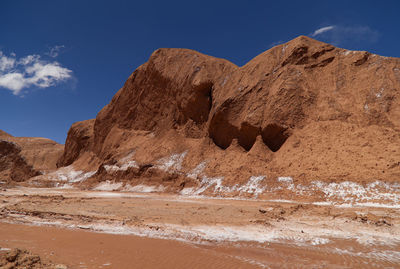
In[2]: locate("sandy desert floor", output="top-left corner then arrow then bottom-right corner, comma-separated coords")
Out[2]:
0,187 -> 400,268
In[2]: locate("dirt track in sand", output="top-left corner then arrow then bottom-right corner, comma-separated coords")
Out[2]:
1,187 -> 400,268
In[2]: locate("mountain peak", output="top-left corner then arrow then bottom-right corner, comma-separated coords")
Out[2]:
0,130 -> 12,138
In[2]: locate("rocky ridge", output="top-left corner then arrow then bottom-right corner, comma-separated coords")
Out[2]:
0,130 -> 63,183
6,36 -> 400,197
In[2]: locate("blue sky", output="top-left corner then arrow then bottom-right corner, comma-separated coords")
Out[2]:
1,0 -> 399,143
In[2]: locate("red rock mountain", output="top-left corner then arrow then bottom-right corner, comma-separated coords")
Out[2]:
50,36 -> 400,189
0,130 -> 63,183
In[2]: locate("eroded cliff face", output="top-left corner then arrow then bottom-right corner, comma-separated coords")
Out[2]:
0,140 -> 40,182
0,130 -> 64,183
59,36 -> 400,192
92,48 -> 237,153
57,119 -> 95,167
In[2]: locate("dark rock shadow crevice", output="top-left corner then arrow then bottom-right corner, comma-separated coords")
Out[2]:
183,82 -> 214,124
261,124 -> 290,152
208,110 -> 239,150
237,123 -> 260,151
209,112 -> 290,152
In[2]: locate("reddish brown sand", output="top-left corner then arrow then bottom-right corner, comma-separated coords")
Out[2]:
0,223 -> 256,269
1,187 -> 400,268
2,222 -> 399,269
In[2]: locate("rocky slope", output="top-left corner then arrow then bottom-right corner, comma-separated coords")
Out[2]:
56,36 -> 400,194
0,248 -> 66,269
0,140 -> 39,182
0,130 -> 63,183
57,119 -> 95,168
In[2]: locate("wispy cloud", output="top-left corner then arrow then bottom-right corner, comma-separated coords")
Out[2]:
0,52 -> 16,71
269,40 -> 284,48
311,26 -> 335,37
310,25 -> 380,46
0,49 -> 72,95
45,45 -> 65,58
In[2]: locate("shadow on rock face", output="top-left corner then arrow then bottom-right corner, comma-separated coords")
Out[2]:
208,115 -> 290,152
261,124 -> 290,152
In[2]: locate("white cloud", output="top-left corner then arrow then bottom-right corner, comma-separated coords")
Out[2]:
18,55 -> 40,65
0,52 -> 16,71
46,45 -> 65,58
310,25 -> 379,46
0,49 -> 72,95
311,26 -> 335,37
0,73 -> 25,91
269,40 -> 284,48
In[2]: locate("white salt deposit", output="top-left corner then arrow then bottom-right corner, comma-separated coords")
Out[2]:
104,161 -> 139,172
104,151 -> 139,173
124,184 -> 165,193
264,179 -> 400,205
193,176 -> 227,195
180,187 -> 195,195
277,177 -> 293,183
155,151 -> 187,172
312,201 -> 333,206
119,151 -> 135,163
237,176 -> 266,197
180,175 -> 267,198
353,202 -> 400,209
66,220 -> 398,249
6,194 -> 400,255
308,180 -> 400,204
82,149 -> 400,206
310,237 -> 330,245
48,166 -> 95,183
178,225 -> 277,243
186,162 -> 207,179
281,44 -> 288,53
86,192 -> 124,198
93,181 -> 123,191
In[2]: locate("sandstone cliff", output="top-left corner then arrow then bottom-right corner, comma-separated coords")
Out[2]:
57,119 -> 95,167
0,139 -> 40,182
0,130 -> 64,182
59,36 -> 400,191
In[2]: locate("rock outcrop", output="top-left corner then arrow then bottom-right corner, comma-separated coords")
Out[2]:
57,119 -> 95,167
59,36 -> 400,189
0,130 -> 64,182
0,248 -> 64,269
0,140 -> 40,182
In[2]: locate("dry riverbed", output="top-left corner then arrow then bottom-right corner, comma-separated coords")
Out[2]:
0,187 -> 399,268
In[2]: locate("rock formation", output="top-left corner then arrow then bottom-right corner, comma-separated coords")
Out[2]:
55,36 -> 400,189
0,130 -> 63,183
57,119 -> 95,167
0,139 -> 40,182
